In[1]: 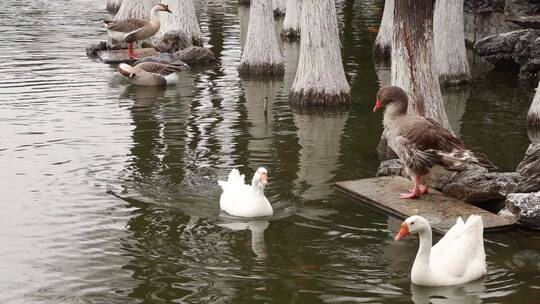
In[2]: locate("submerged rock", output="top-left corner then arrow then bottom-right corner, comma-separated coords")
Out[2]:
474,29 -> 540,81
504,0 -> 540,29
376,159 -> 519,204
464,0 -> 505,13
443,170 -> 519,203
136,47 -> 214,66
376,159 -> 406,178
152,30 -> 192,53
516,143 -> 540,192
176,46 -> 215,63
85,41 -> 108,58
499,192 -> 540,229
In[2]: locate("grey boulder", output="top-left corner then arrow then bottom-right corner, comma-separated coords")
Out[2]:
499,192 -> 540,229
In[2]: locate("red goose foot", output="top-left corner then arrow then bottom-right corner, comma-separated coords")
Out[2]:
399,190 -> 421,199
419,185 -> 429,195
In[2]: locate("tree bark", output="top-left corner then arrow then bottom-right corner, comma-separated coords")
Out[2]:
528,81 -> 540,129
373,0 -> 394,61
114,0 -> 157,21
239,0 -> 285,76
154,0 -> 203,46
282,0 -> 302,40
289,0 -> 351,106
391,0 -> 453,132
106,0 -> 123,14
273,0 -> 286,17
434,0 -> 471,85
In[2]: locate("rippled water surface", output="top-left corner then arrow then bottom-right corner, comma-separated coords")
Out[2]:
1,0 -> 539,303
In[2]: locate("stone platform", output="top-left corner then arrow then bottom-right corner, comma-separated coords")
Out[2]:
335,176 -> 516,234
97,48 -> 159,64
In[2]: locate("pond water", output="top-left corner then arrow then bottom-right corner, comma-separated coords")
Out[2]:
1,0 -> 539,303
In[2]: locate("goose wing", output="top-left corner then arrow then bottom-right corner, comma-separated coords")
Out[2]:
398,116 -> 465,152
431,215 -> 486,278
389,136 -> 439,175
135,62 -> 185,76
394,116 -> 495,171
104,19 -> 146,33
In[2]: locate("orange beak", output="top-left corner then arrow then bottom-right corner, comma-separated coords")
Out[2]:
260,173 -> 268,185
373,99 -> 382,112
394,222 -> 410,241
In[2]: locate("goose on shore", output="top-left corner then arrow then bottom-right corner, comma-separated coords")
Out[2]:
118,62 -> 183,86
218,168 -> 273,218
373,86 -> 496,199
395,215 -> 487,286
103,3 -> 172,59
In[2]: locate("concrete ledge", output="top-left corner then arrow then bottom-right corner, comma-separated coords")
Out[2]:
335,176 -> 516,234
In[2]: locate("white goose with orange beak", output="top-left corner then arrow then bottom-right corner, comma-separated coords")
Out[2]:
218,167 -> 273,218
395,215 -> 487,286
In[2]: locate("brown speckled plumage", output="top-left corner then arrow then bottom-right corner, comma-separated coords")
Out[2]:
377,86 -> 495,177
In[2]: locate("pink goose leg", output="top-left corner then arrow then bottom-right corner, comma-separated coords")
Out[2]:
128,43 -> 139,59
399,175 -> 422,199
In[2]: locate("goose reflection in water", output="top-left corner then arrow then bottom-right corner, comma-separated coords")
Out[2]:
219,220 -> 270,259
411,279 -> 485,304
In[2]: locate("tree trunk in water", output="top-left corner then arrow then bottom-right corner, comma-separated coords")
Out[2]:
434,0 -> 471,85
107,0 -> 123,14
154,0 -> 203,46
273,0 -> 286,17
373,0 -> 394,61
239,0 -> 285,76
238,4 -> 250,51
282,0 -> 302,40
289,0 -> 351,106
114,0 -> 157,21
528,81 -> 540,129
391,0 -> 453,132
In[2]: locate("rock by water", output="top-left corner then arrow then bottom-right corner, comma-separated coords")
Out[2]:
499,192 -> 540,229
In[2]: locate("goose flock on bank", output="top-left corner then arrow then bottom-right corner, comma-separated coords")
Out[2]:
97,2 -> 495,288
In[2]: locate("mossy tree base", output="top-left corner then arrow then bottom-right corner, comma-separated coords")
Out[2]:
289,89 -> 351,107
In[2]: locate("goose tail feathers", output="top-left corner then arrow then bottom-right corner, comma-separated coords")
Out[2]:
431,149 -> 497,171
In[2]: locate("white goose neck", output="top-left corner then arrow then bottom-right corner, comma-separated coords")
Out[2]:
251,176 -> 264,194
149,7 -> 161,23
415,227 -> 433,265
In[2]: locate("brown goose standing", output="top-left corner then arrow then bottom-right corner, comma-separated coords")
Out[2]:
118,62 -> 184,86
373,86 -> 496,199
103,3 -> 172,59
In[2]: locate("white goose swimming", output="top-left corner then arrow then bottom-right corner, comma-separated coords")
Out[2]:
395,215 -> 487,286
218,167 -> 273,218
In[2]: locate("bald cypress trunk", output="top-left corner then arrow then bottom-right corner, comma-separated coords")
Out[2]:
391,0 -> 453,132
114,0 -> 157,21
107,0 -> 123,14
373,0 -> 394,61
282,0 -> 301,40
528,81 -> 540,129
289,0 -> 350,106
239,0 -> 284,76
434,0 -> 470,85
273,0 -> 286,17
154,0 -> 203,46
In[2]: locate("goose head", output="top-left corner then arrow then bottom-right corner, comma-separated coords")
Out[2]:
118,63 -> 138,79
394,215 -> 430,241
251,167 -> 268,190
373,86 -> 408,114
154,3 -> 172,13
